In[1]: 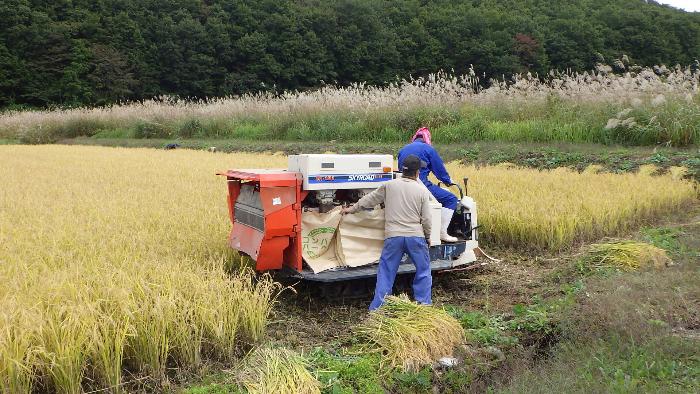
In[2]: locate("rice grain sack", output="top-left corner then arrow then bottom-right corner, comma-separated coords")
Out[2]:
336,208 -> 385,267
301,207 -> 343,273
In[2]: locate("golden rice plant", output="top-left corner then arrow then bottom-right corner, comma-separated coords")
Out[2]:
0,309 -> 39,394
668,166 -> 688,180
89,309 -> 132,393
444,162 -> 697,250
582,241 -> 672,271
38,306 -> 91,394
0,146 -> 287,392
239,347 -> 321,394
359,295 -> 465,372
126,282 -> 176,379
233,272 -> 284,344
582,164 -> 604,174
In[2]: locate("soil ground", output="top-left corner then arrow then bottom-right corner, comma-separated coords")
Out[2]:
259,205 -> 700,390
270,249 -> 560,350
181,214 -> 698,393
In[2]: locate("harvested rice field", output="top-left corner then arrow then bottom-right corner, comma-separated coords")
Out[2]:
0,145 -> 697,393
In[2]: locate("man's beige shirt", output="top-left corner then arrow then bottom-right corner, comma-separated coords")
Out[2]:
348,177 -> 432,239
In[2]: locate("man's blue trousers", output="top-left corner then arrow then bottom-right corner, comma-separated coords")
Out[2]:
369,236 -> 432,311
426,183 -> 459,210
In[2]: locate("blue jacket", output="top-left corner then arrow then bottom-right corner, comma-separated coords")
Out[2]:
398,141 -> 453,187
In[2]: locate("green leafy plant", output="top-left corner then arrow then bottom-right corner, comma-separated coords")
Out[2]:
641,227 -> 685,255
392,367 -> 432,393
309,348 -> 385,394
446,308 -> 518,347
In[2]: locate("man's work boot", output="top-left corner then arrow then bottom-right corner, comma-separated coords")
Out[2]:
441,208 -> 458,243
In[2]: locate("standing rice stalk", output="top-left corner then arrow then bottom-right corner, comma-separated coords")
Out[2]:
0,309 -> 38,394
233,272 -> 283,344
198,280 -> 241,361
126,284 -> 174,379
89,313 -> 132,393
168,271 -> 206,369
39,307 -> 91,394
446,162 -> 697,250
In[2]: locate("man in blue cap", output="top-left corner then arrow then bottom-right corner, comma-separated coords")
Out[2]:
342,154 -> 433,310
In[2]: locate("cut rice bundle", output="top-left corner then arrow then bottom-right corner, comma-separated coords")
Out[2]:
583,241 -> 672,271
359,295 -> 465,372
239,347 -> 321,394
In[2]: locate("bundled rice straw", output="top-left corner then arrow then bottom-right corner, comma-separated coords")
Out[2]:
239,347 -> 321,394
583,241 -> 672,271
359,295 -> 465,372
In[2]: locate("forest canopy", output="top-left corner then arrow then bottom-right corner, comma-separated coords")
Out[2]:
1,0 -> 698,108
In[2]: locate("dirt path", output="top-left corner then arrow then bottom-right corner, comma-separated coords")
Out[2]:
268,247 -> 565,351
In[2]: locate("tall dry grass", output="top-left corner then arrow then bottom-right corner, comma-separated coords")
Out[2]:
0,66 -> 697,145
0,146 -> 288,393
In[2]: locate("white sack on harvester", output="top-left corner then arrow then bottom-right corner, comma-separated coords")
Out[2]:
336,207 -> 385,267
301,207 -> 386,273
301,207 -> 343,273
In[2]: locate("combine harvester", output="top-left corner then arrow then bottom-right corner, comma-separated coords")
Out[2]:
218,154 -> 483,297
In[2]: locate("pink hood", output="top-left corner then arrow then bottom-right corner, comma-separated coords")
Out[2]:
410,127 -> 432,145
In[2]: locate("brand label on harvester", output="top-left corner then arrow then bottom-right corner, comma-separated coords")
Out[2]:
308,173 -> 392,183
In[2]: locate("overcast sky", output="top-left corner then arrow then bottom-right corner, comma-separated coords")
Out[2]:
657,0 -> 700,12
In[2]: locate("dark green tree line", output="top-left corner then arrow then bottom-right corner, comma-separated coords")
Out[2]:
0,0 -> 698,108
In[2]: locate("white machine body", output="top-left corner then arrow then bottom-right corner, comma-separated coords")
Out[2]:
288,154 -> 393,190
460,196 -> 478,237
427,199 -> 442,246
287,154 -> 479,261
